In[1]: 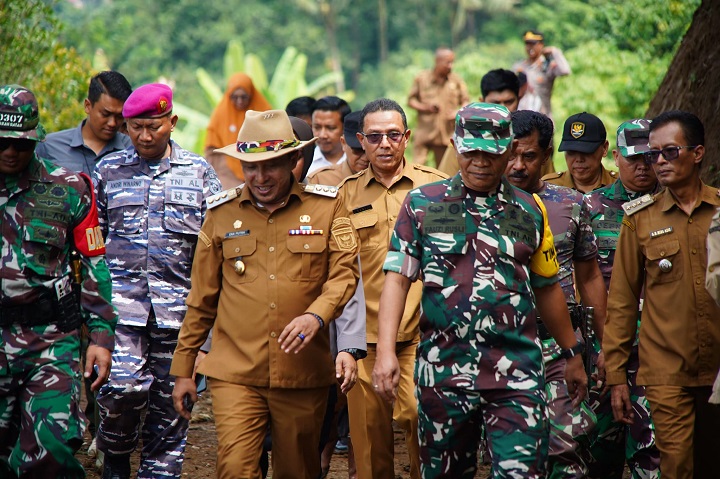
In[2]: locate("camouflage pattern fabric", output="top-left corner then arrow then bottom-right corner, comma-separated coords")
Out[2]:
97,320 -> 188,477
94,140 -> 222,329
616,119 -> 651,159
535,182 -> 598,479
94,140 -> 220,476
1,156 -> 116,477
0,85 -> 46,141
584,181 -> 660,478
384,174 -> 558,478
453,103 -> 514,155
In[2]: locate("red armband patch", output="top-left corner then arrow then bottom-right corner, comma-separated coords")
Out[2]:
73,173 -> 106,257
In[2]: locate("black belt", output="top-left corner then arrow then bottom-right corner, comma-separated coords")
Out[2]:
0,296 -> 56,327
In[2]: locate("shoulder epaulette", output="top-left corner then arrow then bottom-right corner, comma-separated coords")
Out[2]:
541,171 -> 564,181
412,163 -> 445,176
302,183 -> 338,198
622,193 -> 654,216
337,170 -> 364,188
207,185 -> 243,209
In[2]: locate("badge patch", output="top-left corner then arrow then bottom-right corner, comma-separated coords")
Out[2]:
300,215 -> 311,224
331,217 -> 357,251
650,227 -> 673,238
424,202 -> 465,234
234,220 -> 242,229
571,122 -> 585,139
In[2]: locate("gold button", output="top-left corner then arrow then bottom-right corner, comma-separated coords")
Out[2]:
269,246 -> 275,252
660,251 -> 665,257
387,190 -> 392,195
689,218 -> 693,223
696,279 -> 701,285
270,303 -> 276,309
269,274 -> 275,280
699,311 -> 705,317
235,247 -> 240,253
692,248 -> 697,254
269,219 -> 274,224
304,244 -> 310,250
270,332 -> 277,338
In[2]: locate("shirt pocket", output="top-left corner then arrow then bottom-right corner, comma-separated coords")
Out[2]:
350,212 -> 379,251
107,193 -> 144,236
422,232 -> 466,289
495,239 -> 533,294
23,220 -> 67,277
222,236 -> 258,284
645,239 -> 683,285
285,236 -> 327,282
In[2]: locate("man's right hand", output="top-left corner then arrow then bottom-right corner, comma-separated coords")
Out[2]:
564,355 -> 588,406
611,384 -> 634,425
371,352 -> 400,403
172,377 -> 197,421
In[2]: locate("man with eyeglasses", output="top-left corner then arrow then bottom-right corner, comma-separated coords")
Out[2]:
0,85 -> 117,478
544,112 -> 618,193
604,110 -> 720,479
513,30 -> 571,118
373,103 -> 587,479
583,119 -> 661,479
339,98 -> 447,479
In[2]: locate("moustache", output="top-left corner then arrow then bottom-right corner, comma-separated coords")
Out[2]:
508,172 -> 529,179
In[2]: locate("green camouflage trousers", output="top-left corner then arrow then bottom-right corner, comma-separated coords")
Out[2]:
0,324 -> 85,479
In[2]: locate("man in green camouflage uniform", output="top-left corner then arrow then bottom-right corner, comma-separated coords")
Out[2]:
585,120 -> 660,479
373,103 -> 588,479
0,85 -> 117,478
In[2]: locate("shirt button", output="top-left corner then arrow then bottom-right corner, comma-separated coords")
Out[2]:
696,279 -> 701,285
304,244 -> 310,250
270,332 -> 277,338
689,218 -> 693,223
699,311 -> 705,317
269,219 -> 274,224
269,246 -> 275,252
235,247 -> 240,253
660,251 -> 665,256
387,190 -> 393,195
270,302 -> 276,309
269,274 -> 275,280
692,248 -> 697,254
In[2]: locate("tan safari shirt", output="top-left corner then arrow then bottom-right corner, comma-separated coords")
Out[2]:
307,161 -> 355,187
542,165 -> 617,193
604,184 -> 720,387
170,181 -> 359,388
338,160 -> 447,343
408,70 -> 469,147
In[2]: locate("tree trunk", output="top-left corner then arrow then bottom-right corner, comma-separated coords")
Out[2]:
646,0 -> 720,185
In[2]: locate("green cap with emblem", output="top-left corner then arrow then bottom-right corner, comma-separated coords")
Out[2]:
616,118 -> 651,158
453,102 -> 514,154
0,84 -> 46,141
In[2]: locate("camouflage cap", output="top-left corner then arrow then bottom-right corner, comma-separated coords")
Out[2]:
616,119 -> 651,157
0,85 -> 46,141
453,102 -> 514,154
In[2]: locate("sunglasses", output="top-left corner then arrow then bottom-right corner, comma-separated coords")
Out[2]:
361,131 -> 406,145
0,138 -> 36,152
644,145 -> 696,164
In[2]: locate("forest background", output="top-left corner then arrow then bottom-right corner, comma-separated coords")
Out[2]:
2,0 -> 700,170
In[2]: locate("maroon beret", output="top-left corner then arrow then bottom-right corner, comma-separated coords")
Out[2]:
122,83 -> 173,119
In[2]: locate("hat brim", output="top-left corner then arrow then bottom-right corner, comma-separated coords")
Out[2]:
344,132 -> 362,149
0,127 -> 45,142
216,138 -> 318,163
618,145 -> 650,158
558,140 -> 603,154
455,137 -> 513,155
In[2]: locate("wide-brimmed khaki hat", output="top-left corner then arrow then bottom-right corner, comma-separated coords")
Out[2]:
215,109 -> 317,162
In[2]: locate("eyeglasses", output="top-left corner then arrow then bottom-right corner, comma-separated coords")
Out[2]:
644,145 -> 697,164
361,131 -> 406,145
0,138 -> 36,152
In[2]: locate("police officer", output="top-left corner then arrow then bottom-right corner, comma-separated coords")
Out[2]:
94,83 -> 222,479
604,111 -> 720,479
170,109 -> 359,479
339,98 -> 447,479
585,119 -> 661,478
543,112 -> 618,193
373,103 -> 587,479
0,85 -> 117,478
505,109 -> 607,478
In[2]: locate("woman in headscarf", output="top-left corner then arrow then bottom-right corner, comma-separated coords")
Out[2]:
205,72 -> 272,187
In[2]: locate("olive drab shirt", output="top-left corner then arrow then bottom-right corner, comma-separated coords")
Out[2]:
604,184 -> 720,387
384,175 -> 559,391
170,181 -> 359,388
338,160 -> 448,343
542,165 -> 617,193
0,155 -> 116,349
94,140 -> 222,329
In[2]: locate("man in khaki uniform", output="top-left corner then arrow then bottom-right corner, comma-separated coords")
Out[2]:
408,48 -> 469,166
604,110 -> 720,479
170,109 -> 359,479
339,98 -> 447,479
308,111 -> 368,186
543,112 -> 617,193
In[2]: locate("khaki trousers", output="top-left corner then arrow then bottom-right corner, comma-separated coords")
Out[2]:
347,340 -> 420,479
209,379 -> 328,479
645,385 -> 720,479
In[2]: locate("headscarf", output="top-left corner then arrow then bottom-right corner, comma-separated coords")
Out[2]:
205,72 -> 272,179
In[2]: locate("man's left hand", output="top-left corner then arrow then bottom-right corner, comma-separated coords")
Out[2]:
85,344 -> 111,391
564,355 -> 588,406
336,352 -> 358,395
279,313 -> 321,354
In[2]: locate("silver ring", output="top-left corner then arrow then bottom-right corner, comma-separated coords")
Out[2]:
298,333 -> 306,341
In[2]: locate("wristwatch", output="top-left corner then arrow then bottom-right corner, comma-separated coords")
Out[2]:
340,348 -> 367,360
558,341 -> 584,360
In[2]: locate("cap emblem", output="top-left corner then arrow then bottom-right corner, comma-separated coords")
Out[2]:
571,122 -> 585,139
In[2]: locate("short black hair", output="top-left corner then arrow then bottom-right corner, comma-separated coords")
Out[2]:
286,96 -> 316,118
88,71 -> 132,104
313,96 -> 351,122
511,110 -> 554,150
650,110 -> 705,147
481,69 -> 520,98
360,98 -> 407,131
517,72 -> 528,88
